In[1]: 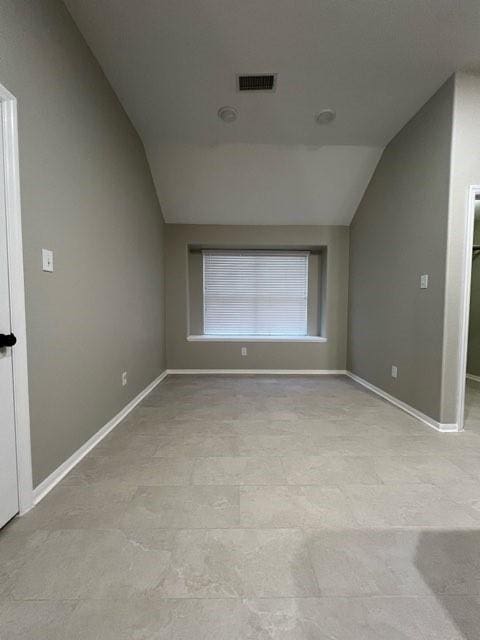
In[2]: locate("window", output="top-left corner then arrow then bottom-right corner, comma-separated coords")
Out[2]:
203,251 -> 308,336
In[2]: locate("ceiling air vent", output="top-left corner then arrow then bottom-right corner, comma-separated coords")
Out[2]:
237,74 -> 276,92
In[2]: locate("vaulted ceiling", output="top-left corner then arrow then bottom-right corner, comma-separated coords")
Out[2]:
65,0 -> 480,224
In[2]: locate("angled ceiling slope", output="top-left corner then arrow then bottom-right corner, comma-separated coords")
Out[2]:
65,0 -> 480,224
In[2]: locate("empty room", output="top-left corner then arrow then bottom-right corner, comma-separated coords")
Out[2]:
2,1 -> 480,638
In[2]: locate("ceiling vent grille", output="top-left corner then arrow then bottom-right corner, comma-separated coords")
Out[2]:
237,74 -> 276,92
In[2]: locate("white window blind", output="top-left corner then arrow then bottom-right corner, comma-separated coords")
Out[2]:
203,251 -> 308,336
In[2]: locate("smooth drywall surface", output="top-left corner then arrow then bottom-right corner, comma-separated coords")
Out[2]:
166,225 -> 349,370
467,218 -> 480,376
348,78 -> 454,422
442,72 -> 480,422
0,1 -> 166,485
151,144 -> 382,225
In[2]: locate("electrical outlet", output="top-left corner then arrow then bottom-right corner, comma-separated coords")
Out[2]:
241,347 -> 247,356
122,371 -> 128,386
420,274 -> 429,289
391,365 -> 398,379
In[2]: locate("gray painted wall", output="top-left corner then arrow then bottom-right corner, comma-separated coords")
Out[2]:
0,0 -> 166,485
467,218 -> 480,377
348,79 -> 454,422
165,225 -> 349,371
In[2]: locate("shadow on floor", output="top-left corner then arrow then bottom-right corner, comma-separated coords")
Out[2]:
415,530 -> 480,639
295,529 -> 480,638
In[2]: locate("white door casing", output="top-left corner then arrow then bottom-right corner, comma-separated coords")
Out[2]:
0,100 -> 19,527
0,82 -> 33,519
457,185 -> 480,431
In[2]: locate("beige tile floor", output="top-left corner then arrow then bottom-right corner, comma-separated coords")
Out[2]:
2,374 -> 480,638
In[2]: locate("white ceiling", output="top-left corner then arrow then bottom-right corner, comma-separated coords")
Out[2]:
65,0 -> 480,224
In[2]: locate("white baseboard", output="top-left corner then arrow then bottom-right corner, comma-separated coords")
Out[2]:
166,369 -> 348,375
466,373 -> 480,383
31,366 -> 458,507
346,371 -> 458,433
32,370 -> 168,505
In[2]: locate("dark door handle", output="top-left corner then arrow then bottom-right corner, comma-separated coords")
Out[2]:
0,333 -> 17,348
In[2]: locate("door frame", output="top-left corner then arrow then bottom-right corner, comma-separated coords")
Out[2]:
1,81 -> 33,514
456,184 -> 480,431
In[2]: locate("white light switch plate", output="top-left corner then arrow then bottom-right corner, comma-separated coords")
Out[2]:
391,365 -> 398,379
420,274 -> 429,289
42,249 -> 54,272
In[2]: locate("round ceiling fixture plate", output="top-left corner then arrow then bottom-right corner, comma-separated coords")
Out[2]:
315,109 -> 336,125
218,106 -> 238,123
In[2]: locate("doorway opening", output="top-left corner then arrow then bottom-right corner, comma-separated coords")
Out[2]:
463,190 -> 480,433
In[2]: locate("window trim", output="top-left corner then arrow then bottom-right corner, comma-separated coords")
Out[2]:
187,335 -> 327,343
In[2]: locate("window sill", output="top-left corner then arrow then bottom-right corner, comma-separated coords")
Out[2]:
187,335 -> 327,343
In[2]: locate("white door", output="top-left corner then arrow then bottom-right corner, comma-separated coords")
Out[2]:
0,101 -> 19,528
